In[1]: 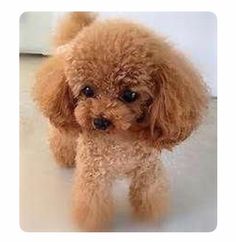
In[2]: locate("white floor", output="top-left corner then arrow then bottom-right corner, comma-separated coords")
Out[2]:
20,55 -> 217,232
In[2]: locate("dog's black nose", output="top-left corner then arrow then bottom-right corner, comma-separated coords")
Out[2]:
93,118 -> 111,130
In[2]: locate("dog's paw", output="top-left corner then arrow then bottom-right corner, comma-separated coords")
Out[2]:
72,198 -> 113,231
131,192 -> 170,222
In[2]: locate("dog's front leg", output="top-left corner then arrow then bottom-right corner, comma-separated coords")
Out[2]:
129,161 -> 169,221
72,162 -> 113,231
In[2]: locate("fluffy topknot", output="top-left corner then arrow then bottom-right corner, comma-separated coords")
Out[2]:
53,12 -> 97,48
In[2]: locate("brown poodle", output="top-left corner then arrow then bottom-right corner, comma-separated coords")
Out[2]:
33,12 -> 208,231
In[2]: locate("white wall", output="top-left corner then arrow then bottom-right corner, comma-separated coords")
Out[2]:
20,12 -> 217,96
20,12 -> 55,55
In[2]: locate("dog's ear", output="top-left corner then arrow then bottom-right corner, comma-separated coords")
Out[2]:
33,12 -> 97,131
53,12 -> 97,48
33,57 -> 79,131
149,52 -> 208,149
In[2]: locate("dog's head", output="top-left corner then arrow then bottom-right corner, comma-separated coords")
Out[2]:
34,13 -> 208,149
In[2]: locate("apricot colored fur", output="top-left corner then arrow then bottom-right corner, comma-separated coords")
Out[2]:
33,12 -> 208,231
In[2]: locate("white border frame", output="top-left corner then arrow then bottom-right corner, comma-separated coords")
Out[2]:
1,0 -> 234,241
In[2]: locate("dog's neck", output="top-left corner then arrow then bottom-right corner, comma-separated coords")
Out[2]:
80,129 -> 155,153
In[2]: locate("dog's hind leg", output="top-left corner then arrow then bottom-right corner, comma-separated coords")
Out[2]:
48,126 -> 77,167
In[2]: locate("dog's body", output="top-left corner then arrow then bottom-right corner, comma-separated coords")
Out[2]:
49,124 -> 168,231
33,12 -> 208,231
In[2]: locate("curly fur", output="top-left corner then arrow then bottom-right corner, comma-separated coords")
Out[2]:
33,12 -> 208,231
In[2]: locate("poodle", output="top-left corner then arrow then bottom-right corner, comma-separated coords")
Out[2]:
33,12 -> 208,231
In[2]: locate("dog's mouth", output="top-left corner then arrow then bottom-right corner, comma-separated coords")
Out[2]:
136,112 -> 146,123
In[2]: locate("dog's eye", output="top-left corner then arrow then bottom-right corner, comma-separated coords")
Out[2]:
120,89 -> 138,103
81,86 -> 94,97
